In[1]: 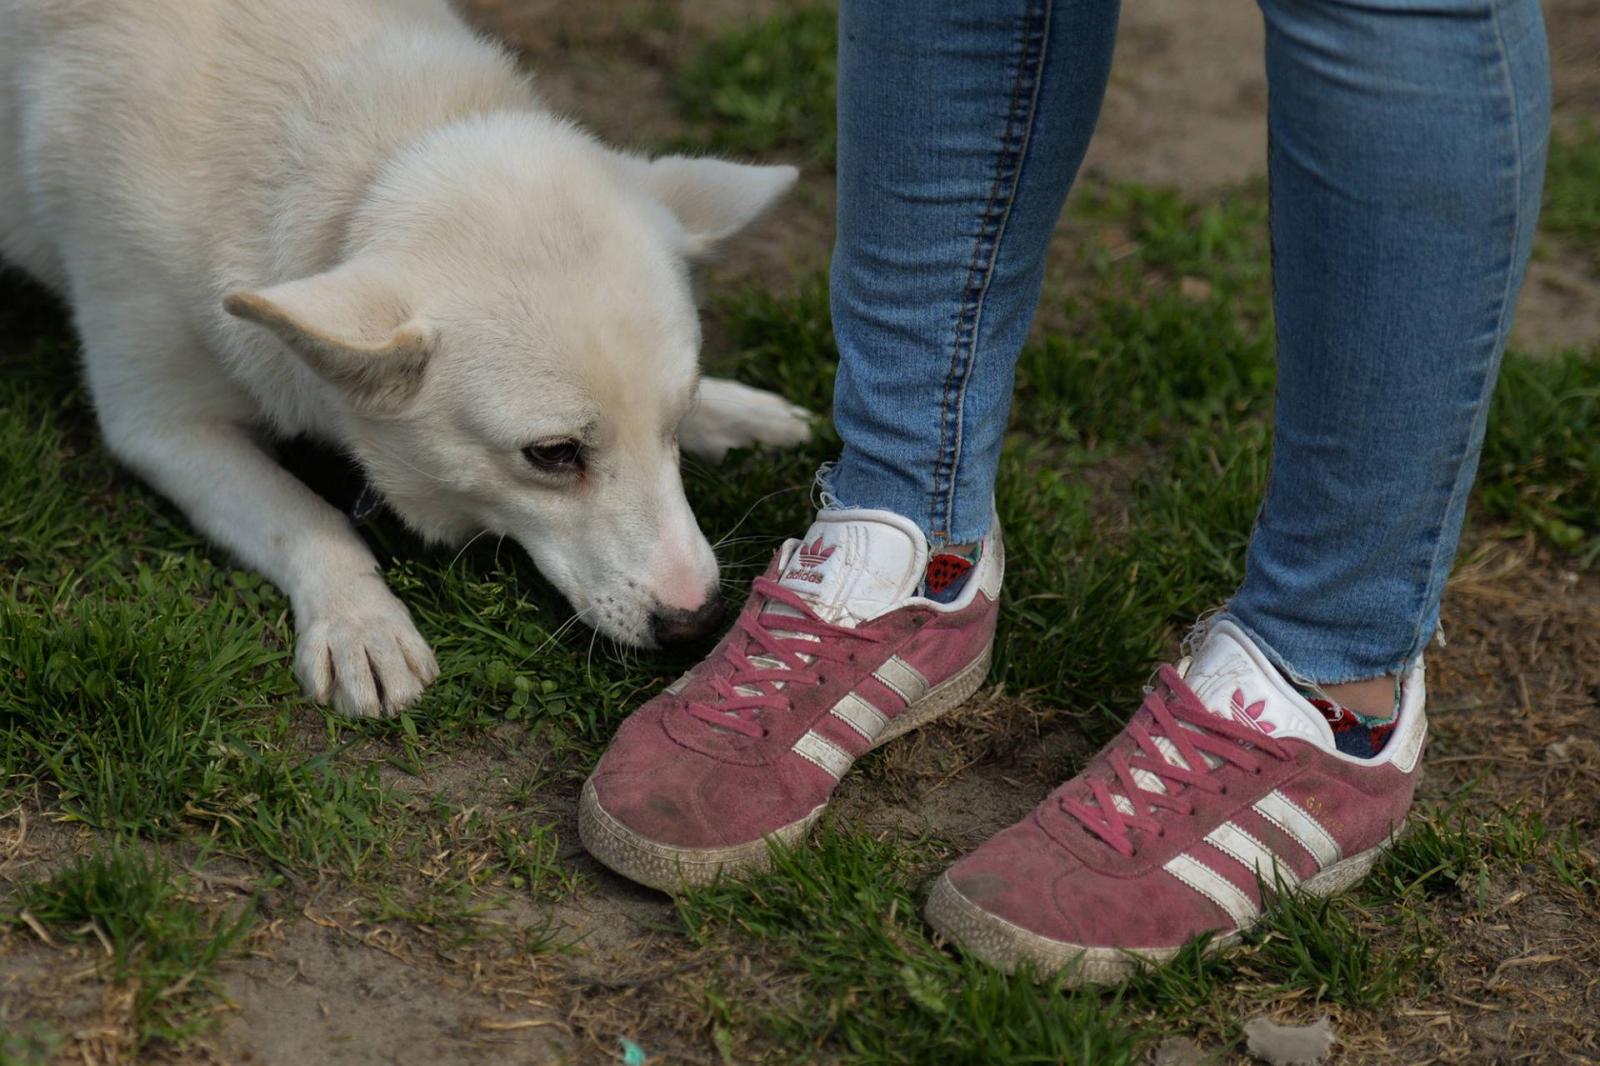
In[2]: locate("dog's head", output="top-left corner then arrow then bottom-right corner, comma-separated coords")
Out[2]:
224,119 -> 796,648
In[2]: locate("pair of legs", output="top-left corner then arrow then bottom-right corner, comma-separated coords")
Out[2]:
825,0 -> 1550,700
579,0 -> 1550,976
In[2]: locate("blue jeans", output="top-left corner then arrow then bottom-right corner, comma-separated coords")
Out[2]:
823,0 -> 1549,684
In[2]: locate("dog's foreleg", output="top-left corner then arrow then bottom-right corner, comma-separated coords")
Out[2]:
88,357 -> 437,718
680,377 -> 813,463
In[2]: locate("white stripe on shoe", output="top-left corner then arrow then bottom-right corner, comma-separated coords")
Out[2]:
873,657 -> 928,704
792,730 -> 854,779
1253,790 -> 1341,868
830,692 -> 890,743
1204,821 -> 1300,889
1163,853 -> 1259,928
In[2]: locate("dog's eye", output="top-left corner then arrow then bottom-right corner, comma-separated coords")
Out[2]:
522,438 -> 584,472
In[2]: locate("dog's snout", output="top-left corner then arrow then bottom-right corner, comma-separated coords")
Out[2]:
649,594 -> 724,650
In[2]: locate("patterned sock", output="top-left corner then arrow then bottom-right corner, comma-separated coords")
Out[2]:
1306,681 -> 1401,759
923,542 -> 980,603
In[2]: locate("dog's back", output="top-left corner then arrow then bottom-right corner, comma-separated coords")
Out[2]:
0,0 -> 532,304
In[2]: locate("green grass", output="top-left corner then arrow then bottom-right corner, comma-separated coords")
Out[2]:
1365,804 -> 1600,905
1245,888 -> 1432,1008
0,1023 -> 64,1066
672,3 -> 838,166
677,827 -> 1143,1065
675,824 -> 1432,1062
2,586 -> 284,831
995,186 -> 1272,730
0,577 -> 398,873
360,795 -> 579,948
1478,349 -> 1600,562
1121,892 -> 1431,1038
683,808 -> 1576,1061
1010,186 -> 1273,448
10,846 -> 253,1049
1543,121 -> 1600,256
493,819 -> 581,901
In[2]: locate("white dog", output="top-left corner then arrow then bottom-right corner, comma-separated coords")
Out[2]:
0,0 -> 811,717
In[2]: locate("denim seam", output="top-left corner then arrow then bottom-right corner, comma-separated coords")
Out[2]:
1401,0 -> 1528,671
929,0 -> 1051,543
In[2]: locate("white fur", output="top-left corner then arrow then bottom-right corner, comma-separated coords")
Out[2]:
0,0 -> 810,717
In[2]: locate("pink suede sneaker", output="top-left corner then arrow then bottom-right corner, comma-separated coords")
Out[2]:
926,619 -> 1427,983
579,508 -> 1002,893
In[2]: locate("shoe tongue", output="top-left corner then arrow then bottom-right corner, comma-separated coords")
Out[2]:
1178,622 -> 1334,750
774,509 -> 928,627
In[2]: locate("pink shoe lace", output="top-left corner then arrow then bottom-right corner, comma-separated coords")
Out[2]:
684,576 -> 883,739
1059,665 -> 1291,857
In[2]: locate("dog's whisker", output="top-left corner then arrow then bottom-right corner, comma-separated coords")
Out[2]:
723,549 -> 783,570
711,484 -> 806,551
584,623 -> 601,679
538,612 -> 585,649
446,528 -> 494,573
532,605 -> 596,656
708,534 -> 782,550
601,633 -> 630,669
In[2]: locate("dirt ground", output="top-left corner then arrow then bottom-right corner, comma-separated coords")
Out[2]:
3,2 -> 1599,1063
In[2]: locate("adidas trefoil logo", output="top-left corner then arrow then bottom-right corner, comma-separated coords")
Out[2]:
1230,688 -> 1274,735
795,536 -> 835,568
789,536 -> 835,584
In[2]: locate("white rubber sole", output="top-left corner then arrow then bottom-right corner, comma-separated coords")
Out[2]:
924,826 -> 1401,985
579,640 -> 994,894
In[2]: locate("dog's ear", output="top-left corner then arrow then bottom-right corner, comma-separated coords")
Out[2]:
223,264 -> 433,413
620,155 -> 798,260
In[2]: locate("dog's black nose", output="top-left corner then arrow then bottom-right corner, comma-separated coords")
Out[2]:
649,596 -> 725,651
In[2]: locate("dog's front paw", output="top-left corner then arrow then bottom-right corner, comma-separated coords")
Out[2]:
294,587 -> 439,718
682,379 -> 814,463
